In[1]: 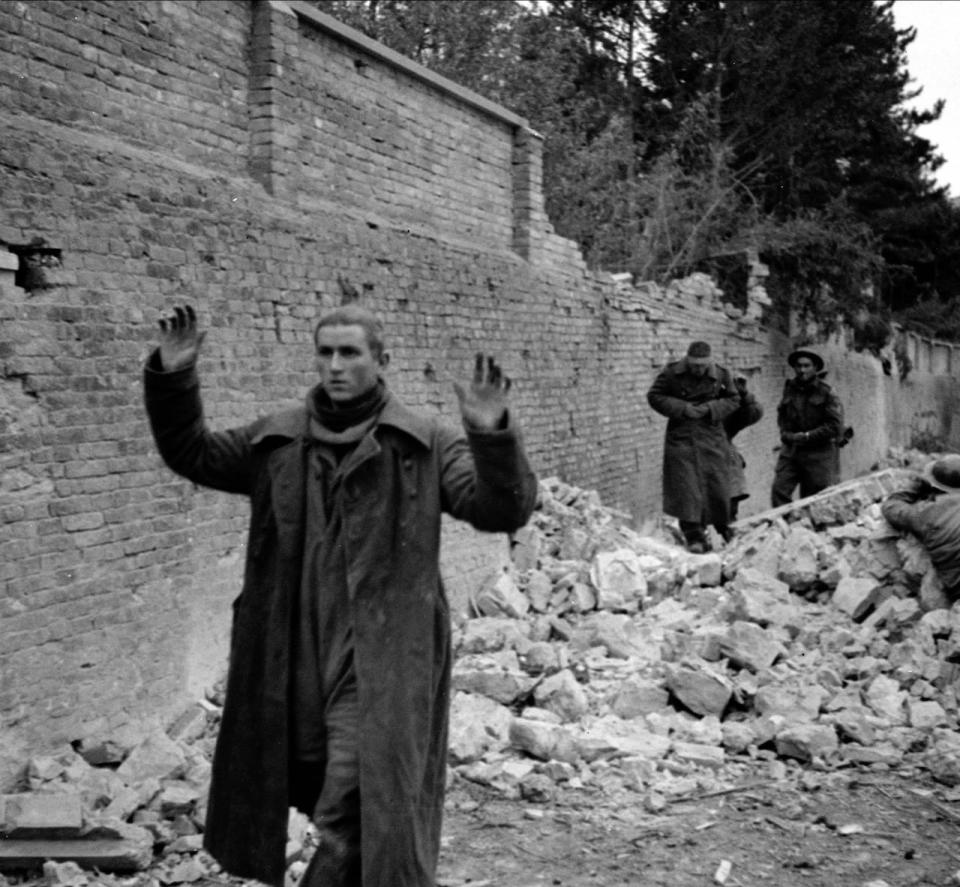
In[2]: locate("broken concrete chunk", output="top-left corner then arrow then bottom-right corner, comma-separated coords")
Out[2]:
862,595 -> 920,629
777,525 -> 823,590
158,782 -> 200,818
0,793 -> 82,838
826,708 -> 878,746
166,705 -> 210,745
75,767 -> 127,811
720,721 -> 756,753
560,526 -> 595,561
611,679 -> 670,720
41,859 -> 88,887
774,723 -> 838,762
831,576 -> 881,620
525,570 -> 553,612
568,581 -> 597,612
572,612 -> 656,660
723,523 -> 786,581
509,718 -> 569,762
686,552 -> 722,588
448,693 -> 513,764
573,735 -> 621,764
718,622 -> 785,672
100,786 -> 143,823
924,730 -> 960,786
115,732 -> 187,785
754,685 -> 826,723
665,660 -> 733,717
473,570 -> 530,619
0,825 -> 154,872
908,699 -> 948,729
26,757 -> 66,789
519,641 -> 561,675
865,674 -> 908,725
579,717 -> 672,761
458,758 -> 536,799
533,670 -> 589,722
156,855 -> 207,883
76,740 -> 126,768
456,617 -> 532,655
511,525 -> 542,572
843,656 -> 883,681
518,772 -> 556,804
589,549 -> 647,612
451,655 -> 536,705
839,744 -> 902,766
671,741 -> 725,769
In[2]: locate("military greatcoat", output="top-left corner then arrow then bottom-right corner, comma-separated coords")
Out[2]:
144,355 -> 538,887
647,357 -> 741,526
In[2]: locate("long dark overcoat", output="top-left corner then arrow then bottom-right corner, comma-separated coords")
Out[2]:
647,358 -> 741,525
143,356 -> 538,887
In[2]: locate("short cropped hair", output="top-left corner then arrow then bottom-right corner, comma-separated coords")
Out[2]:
687,340 -> 711,358
313,305 -> 386,360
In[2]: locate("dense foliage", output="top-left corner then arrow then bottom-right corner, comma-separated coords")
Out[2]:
308,0 -> 960,338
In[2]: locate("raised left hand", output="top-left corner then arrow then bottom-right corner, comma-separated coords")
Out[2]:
453,353 -> 511,431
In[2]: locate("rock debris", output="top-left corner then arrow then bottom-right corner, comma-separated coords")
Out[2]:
2,453 -> 960,885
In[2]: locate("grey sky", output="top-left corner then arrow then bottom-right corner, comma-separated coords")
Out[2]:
893,0 -> 960,196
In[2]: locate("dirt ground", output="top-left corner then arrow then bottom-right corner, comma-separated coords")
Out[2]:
2,762 -> 958,887
437,763 -> 960,887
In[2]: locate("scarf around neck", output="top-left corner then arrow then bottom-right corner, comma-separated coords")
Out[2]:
307,378 -> 387,440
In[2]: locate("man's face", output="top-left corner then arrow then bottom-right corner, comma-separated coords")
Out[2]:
687,357 -> 711,377
315,324 -> 383,402
794,357 -> 817,382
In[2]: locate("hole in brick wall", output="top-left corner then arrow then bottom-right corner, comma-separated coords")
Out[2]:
7,238 -> 62,292
337,274 -> 360,303
1,371 -> 39,400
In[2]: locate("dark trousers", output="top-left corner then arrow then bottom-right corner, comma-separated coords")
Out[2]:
292,681 -> 362,887
771,446 -> 839,506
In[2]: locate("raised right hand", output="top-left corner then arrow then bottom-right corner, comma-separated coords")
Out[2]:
158,305 -> 205,371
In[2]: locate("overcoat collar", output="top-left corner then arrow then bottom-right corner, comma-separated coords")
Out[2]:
250,388 -> 434,450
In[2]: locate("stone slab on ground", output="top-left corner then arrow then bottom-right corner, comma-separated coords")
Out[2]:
0,834 -> 153,872
0,793 -> 82,838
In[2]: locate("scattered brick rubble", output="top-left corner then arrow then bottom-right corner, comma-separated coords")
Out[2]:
3,451 -> 960,885
449,461 -> 960,804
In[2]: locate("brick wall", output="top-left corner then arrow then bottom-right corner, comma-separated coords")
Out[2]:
1,0 -> 958,785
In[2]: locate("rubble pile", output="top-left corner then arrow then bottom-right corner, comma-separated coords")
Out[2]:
3,464 -> 960,883
448,470 -> 960,806
0,708 -> 244,885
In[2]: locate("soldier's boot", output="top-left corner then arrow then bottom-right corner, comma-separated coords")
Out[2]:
300,828 -> 361,887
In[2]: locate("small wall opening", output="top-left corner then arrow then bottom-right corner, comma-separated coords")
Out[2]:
8,239 -> 63,292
